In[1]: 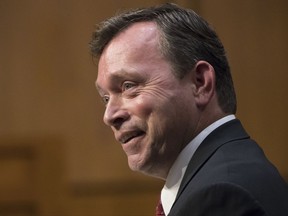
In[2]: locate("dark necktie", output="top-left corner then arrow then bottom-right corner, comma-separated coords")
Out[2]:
156,198 -> 165,216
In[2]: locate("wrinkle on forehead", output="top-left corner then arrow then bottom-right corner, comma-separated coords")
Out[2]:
100,22 -> 161,66
96,22 -> 164,89
110,21 -> 160,50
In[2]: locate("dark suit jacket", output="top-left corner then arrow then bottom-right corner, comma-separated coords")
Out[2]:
168,119 -> 288,216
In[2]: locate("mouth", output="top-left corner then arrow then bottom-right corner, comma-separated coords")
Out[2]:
118,131 -> 145,144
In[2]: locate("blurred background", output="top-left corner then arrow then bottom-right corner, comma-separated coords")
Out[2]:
0,0 -> 287,215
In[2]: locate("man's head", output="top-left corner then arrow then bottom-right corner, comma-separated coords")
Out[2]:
91,3 -> 236,114
91,3 -> 237,179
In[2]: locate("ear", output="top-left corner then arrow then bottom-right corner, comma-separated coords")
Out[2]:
191,60 -> 216,108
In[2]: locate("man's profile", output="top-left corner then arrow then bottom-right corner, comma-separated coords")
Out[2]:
90,3 -> 288,216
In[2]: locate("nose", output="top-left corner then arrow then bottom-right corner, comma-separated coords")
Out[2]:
103,97 -> 129,129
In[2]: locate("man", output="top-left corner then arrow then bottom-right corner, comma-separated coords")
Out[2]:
90,3 -> 288,216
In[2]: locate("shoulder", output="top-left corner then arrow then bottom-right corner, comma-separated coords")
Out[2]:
170,182 -> 268,216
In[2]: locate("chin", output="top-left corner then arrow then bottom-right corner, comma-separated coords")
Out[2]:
127,156 -> 145,172
127,155 -> 149,173
128,157 -> 165,179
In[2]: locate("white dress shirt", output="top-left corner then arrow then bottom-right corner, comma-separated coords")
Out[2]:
161,115 -> 236,215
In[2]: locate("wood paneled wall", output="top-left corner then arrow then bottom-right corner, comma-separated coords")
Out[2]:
0,0 -> 287,215
200,0 -> 288,179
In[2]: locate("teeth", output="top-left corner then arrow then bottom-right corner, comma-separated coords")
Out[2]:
120,131 -> 143,143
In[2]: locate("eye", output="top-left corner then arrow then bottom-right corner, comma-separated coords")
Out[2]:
122,82 -> 135,91
102,95 -> 110,105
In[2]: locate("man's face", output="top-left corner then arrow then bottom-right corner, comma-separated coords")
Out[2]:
96,22 -> 197,179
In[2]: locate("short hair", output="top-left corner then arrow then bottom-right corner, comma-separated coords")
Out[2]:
90,3 -> 237,114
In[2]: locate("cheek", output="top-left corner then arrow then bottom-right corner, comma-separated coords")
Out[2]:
129,96 -> 155,118
133,95 -> 173,133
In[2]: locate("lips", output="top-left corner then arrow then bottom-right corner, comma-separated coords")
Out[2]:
117,130 -> 145,144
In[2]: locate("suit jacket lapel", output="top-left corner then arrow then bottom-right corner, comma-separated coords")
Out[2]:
174,119 -> 250,203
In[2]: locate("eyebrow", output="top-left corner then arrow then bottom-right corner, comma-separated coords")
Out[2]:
95,70 -> 130,94
95,83 -> 102,93
109,69 -> 139,81
96,69 -> 144,93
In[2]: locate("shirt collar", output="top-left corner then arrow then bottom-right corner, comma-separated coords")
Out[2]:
161,115 -> 236,215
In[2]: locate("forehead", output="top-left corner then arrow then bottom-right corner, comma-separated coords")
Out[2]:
101,21 -> 161,65
107,21 -> 160,53
96,22 -> 165,89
